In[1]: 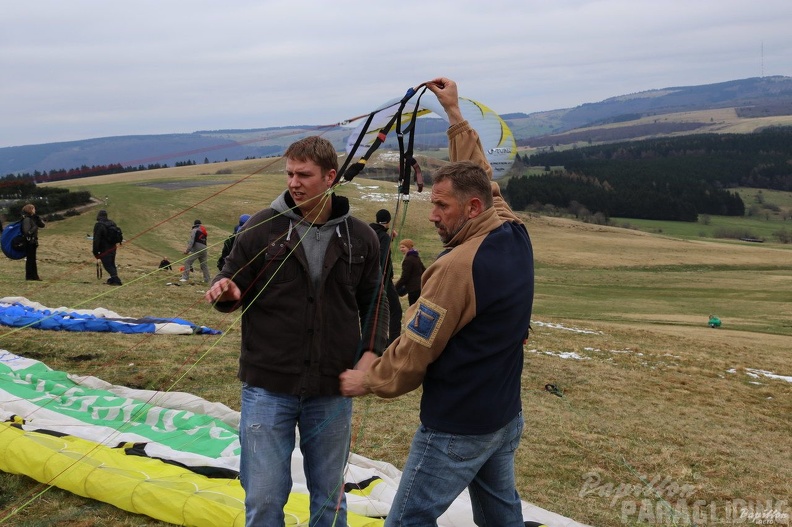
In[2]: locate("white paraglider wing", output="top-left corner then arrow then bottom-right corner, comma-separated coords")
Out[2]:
345,95 -> 516,180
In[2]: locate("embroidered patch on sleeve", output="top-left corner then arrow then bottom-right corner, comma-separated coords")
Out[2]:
406,298 -> 446,347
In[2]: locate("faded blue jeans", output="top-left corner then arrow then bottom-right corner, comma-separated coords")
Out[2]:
239,384 -> 352,526
385,412 -> 525,527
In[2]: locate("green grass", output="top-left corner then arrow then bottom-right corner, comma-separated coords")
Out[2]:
1,161 -> 791,527
739,187 -> 792,209
536,265 -> 792,334
610,188 -> 792,242
613,214 -> 791,241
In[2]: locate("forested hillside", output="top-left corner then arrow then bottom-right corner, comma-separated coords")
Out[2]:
0,179 -> 92,220
504,127 -> 792,221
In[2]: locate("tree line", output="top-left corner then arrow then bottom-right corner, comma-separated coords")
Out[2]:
504,126 -> 792,221
0,159 -> 205,221
0,179 -> 92,219
3,161 -> 187,185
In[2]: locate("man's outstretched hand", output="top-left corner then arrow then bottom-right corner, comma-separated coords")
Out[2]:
425,77 -> 463,124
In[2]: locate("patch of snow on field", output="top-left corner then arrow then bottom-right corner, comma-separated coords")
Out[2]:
351,182 -> 430,203
582,347 -> 643,356
379,153 -> 401,163
726,368 -> 792,384
745,368 -> 792,383
527,349 -> 590,361
532,320 -> 602,334
355,189 -> 391,203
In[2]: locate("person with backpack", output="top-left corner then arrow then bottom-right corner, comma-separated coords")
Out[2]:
92,209 -> 122,285
181,219 -> 211,283
217,214 -> 250,271
21,203 -> 45,281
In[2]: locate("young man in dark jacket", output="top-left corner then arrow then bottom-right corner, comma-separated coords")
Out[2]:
341,77 -> 534,526
205,136 -> 389,526
92,209 -> 122,285
370,208 -> 403,344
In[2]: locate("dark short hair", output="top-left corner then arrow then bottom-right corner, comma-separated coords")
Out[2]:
432,161 -> 493,208
284,136 -> 338,174
376,209 -> 391,224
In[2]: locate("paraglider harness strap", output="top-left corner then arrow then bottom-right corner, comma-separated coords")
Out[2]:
396,87 -> 427,195
334,85 -> 427,188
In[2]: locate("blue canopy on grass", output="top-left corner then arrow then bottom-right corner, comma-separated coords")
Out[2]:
0,298 -> 221,335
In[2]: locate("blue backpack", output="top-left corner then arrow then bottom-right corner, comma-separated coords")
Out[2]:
1,221 -> 27,260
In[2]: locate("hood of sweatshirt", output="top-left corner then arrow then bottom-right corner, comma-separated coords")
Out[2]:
271,190 -> 350,228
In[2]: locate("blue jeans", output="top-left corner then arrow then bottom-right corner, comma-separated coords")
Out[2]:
240,384 -> 352,527
386,412 -> 525,527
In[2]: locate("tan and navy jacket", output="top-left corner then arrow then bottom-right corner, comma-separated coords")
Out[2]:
364,120 -> 534,435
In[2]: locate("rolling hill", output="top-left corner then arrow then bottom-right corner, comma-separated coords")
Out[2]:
2,76 -> 792,175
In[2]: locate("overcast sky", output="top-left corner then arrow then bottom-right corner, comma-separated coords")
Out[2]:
1,0 -> 790,148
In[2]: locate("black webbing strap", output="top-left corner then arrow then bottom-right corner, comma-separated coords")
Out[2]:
334,86 -> 421,186
397,87 -> 427,195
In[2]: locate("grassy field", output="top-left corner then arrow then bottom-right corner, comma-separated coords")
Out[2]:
610,188 -> 792,244
1,161 -> 790,527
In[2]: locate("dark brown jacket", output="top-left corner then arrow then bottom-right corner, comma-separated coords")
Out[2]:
213,192 -> 388,396
395,250 -> 425,294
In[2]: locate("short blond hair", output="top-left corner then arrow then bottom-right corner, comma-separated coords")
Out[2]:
400,239 -> 414,250
284,136 -> 338,173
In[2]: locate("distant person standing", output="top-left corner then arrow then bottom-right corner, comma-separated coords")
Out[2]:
181,219 -> 211,283
20,203 -> 45,281
217,213 -> 250,271
93,210 -> 123,285
370,208 -> 403,344
394,238 -> 426,306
